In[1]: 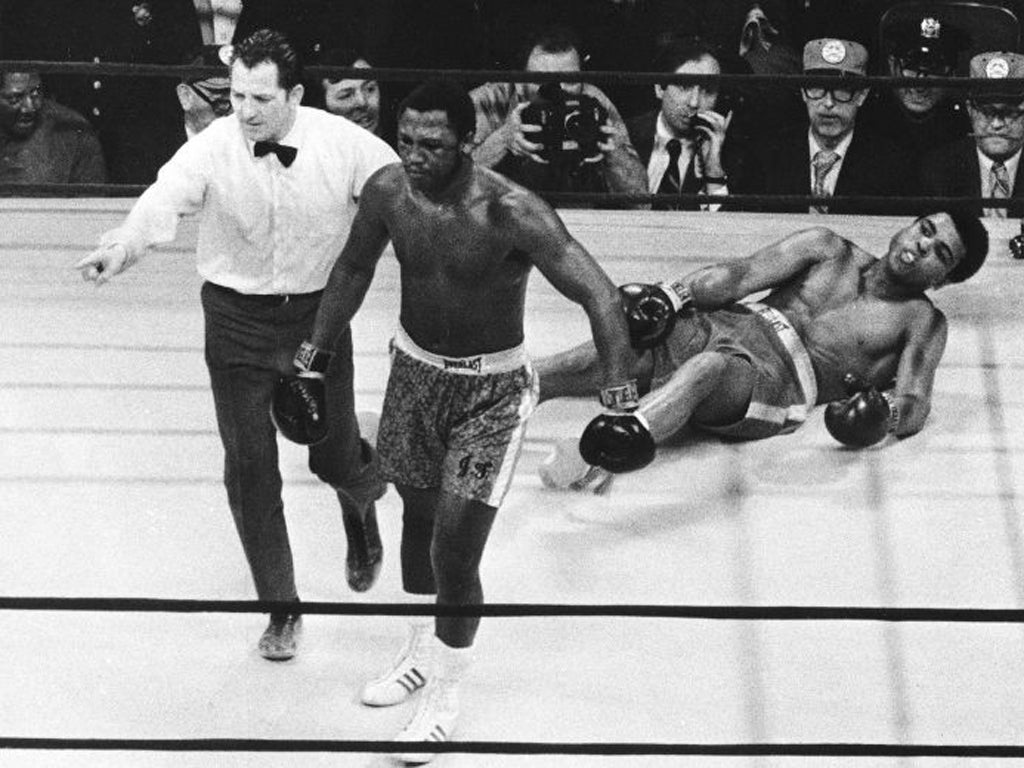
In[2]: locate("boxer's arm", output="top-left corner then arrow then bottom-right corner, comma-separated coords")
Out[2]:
889,306 -> 948,437
668,226 -> 842,309
511,192 -> 636,397
309,173 -> 392,349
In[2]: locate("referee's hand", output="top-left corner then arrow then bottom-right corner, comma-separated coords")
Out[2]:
75,243 -> 130,285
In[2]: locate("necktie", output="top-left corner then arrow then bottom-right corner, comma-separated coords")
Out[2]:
812,149 -> 840,213
656,139 -> 682,202
990,161 -> 1010,218
254,141 -> 298,168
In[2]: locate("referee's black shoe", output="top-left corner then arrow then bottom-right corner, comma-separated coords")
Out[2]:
343,502 -> 383,592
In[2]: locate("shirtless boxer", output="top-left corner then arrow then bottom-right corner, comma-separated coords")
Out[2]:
537,211 -> 989,490
271,81 -> 634,761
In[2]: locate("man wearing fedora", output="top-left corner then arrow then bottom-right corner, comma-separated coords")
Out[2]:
749,37 -> 912,214
919,51 -> 1024,218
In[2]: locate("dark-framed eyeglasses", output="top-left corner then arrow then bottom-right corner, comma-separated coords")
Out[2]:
187,81 -> 232,116
802,86 -> 857,104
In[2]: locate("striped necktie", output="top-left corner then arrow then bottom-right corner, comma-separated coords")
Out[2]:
812,149 -> 840,213
990,161 -> 1010,218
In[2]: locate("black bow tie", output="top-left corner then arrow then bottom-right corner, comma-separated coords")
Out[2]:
253,140 -> 297,167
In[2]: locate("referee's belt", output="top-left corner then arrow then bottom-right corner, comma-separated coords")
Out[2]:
206,281 -> 323,307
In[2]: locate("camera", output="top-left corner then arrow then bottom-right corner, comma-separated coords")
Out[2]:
521,82 -> 609,165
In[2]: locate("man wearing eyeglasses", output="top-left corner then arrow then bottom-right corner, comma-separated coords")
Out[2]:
176,45 -> 234,140
749,38 -> 911,214
919,51 -> 1024,219
0,70 -> 107,185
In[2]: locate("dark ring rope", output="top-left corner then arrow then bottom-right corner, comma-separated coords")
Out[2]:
4,596 -> 1024,622
1,183 -> 1018,214
1,737 -> 1024,757
1,57 -> 1023,91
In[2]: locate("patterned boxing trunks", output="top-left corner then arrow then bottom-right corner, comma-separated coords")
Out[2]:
651,301 -> 818,439
377,326 -> 540,506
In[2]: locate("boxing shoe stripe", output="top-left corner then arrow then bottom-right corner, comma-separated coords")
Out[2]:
398,670 -> 425,693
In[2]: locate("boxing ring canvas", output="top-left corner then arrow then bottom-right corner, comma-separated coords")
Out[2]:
1,200 -> 1023,766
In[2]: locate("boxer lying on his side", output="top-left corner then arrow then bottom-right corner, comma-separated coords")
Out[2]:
537,211 -> 989,491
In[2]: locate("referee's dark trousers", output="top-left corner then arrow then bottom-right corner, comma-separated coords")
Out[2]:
200,281 -> 382,602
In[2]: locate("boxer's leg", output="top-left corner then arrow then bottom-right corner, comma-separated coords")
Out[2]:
638,351 -> 755,441
535,339 -> 651,402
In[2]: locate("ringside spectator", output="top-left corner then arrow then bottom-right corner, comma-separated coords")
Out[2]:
317,47 -> 395,144
859,14 -> 971,165
920,51 -> 1024,218
626,36 -> 755,211
750,38 -> 912,214
0,70 -> 107,186
469,24 -> 647,205
176,44 -> 233,140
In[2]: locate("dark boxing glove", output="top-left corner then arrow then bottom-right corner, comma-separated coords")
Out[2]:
618,280 -> 692,349
270,340 -> 333,445
579,411 -> 656,473
824,373 -> 899,448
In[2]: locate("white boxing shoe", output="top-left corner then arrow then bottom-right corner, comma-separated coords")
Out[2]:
538,438 -> 614,494
361,622 -> 434,707
392,642 -> 471,764
392,679 -> 459,764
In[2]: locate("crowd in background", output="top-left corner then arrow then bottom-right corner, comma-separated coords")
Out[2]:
1,0 -> 1023,218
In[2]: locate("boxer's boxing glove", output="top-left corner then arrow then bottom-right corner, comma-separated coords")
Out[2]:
579,411 -> 656,473
824,373 -> 899,448
270,340 -> 333,445
618,280 -> 692,349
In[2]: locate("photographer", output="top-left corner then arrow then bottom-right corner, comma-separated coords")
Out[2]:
469,24 -> 647,205
626,36 -> 755,211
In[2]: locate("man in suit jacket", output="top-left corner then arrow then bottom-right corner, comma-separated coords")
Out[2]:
919,51 -> 1024,219
751,38 -> 912,215
626,35 -> 754,211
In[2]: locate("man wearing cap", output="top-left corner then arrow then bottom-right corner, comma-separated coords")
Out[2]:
860,15 -> 971,164
176,44 -> 234,140
749,37 -> 912,214
919,51 -> 1024,218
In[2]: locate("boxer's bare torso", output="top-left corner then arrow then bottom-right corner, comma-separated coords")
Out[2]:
683,215 -> 963,406
369,162 -> 540,356
762,237 -> 946,403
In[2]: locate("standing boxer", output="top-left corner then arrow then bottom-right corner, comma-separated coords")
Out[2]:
75,29 -> 398,661
274,80 -> 635,761
536,212 -> 989,489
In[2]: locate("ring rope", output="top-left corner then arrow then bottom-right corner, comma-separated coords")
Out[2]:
4,596 -> 1024,622
1,182 -> 1019,214
1,57 -> 1022,91
2,736 -> 1024,757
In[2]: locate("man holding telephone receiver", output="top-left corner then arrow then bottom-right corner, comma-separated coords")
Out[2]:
627,36 -> 747,211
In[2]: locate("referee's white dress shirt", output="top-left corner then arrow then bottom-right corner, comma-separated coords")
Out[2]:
101,107 -> 398,295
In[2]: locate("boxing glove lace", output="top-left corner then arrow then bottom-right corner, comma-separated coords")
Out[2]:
270,340 -> 333,445
823,373 -> 899,448
618,280 -> 692,349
